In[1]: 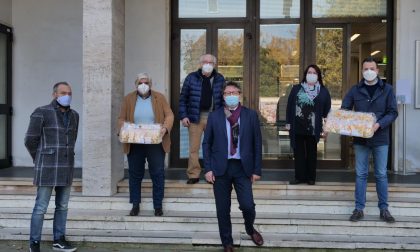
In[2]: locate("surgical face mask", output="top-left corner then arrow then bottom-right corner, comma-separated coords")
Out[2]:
137,83 -> 150,95
225,95 -> 240,107
202,63 -> 214,74
57,95 -> 72,107
363,69 -> 377,82
306,73 -> 318,84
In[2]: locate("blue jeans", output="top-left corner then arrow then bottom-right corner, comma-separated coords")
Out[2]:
30,186 -> 71,243
127,144 -> 165,209
354,144 -> 389,211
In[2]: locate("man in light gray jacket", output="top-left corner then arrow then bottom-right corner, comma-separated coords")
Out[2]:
25,82 -> 79,252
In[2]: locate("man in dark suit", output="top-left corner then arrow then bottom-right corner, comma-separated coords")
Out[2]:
202,81 -> 264,252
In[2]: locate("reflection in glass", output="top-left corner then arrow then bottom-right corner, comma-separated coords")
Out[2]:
217,29 -> 244,85
0,33 -> 7,104
179,0 -> 246,18
0,115 -> 6,159
260,0 -> 300,18
316,27 -> 343,160
179,29 -> 206,159
313,0 -> 387,18
259,24 -> 299,159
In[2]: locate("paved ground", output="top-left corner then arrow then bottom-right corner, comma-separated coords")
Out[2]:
1,240 -> 419,252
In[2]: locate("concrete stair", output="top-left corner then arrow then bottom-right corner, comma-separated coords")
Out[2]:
1,179 -> 420,249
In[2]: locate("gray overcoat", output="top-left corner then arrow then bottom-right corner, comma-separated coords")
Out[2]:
24,100 -> 79,186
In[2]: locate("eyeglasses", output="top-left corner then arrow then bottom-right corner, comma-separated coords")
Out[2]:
138,82 -> 149,85
223,91 -> 241,96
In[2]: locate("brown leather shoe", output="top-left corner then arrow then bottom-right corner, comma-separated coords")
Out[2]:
224,244 -> 234,252
250,229 -> 264,246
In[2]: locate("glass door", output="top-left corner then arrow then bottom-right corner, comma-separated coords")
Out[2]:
314,25 -> 349,168
0,24 -> 12,168
171,24 -> 248,168
258,24 -> 300,164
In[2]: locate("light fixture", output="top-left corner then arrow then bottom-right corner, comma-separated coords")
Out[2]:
350,33 -> 360,41
370,50 -> 381,56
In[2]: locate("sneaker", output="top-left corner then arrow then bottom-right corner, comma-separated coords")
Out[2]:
52,236 -> 77,252
349,209 -> 364,222
29,241 -> 40,252
380,209 -> 396,223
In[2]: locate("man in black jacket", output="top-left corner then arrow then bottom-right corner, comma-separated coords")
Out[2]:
179,54 -> 225,184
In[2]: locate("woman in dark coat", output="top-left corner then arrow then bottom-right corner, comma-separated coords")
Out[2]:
286,65 -> 331,185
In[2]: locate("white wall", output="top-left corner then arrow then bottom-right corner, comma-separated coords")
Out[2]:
0,0 -> 12,26
125,0 -> 170,97
395,0 -> 420,172
12,0 -> 83,167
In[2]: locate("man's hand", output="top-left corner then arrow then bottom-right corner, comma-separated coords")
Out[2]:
373,122 -> 380,132
181,118 -> 190,127
160,127 -> 167,137
205,171 -> 215,184
251,174 -> 261,183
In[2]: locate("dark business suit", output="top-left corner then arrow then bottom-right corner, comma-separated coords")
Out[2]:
202,106 -> 262,247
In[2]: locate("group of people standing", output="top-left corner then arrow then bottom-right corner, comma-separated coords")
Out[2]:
24,53 -> 398,252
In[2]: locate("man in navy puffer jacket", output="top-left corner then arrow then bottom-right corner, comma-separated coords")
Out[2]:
179,54 -> 225,184
342,57 -> 398,223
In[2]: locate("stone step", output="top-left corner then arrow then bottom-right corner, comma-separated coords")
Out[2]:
2,227 -> 420,250
2,179 -> 420,199
1,208 -> 420,238
1,193 -> 420,217
120,180 -> 420,199
0,178 -> 82,193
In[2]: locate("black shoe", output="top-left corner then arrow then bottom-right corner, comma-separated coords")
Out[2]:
307,180 -> 315,185
154,208 -> 163,216
289,179 -> 304,185
186,178 -> 199,184
349,209 -> 364,222
29,241 -> 40,252
52,236 -> 77,252
129,205 -> 140,216
380,209 -> 396,223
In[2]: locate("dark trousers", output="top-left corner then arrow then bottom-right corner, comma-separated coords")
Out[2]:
213,159 -> 256,247
127,144 -> 165,209
293,134 -> 317,181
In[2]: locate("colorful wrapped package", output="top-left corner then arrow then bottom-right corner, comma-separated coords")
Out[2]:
323,110 -> 377,138
119,122 -> 162,144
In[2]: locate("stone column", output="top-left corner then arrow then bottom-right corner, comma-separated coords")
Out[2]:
82,0 -> 125,196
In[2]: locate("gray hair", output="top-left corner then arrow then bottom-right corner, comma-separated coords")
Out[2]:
135,73 -> 152,85
53,82 -> 70,93
199,54 -> 217,65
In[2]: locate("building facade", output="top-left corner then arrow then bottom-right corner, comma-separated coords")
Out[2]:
0,0 -> 419,196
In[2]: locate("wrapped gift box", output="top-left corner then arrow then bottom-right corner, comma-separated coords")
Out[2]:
324,110 -> 376,138
119,122 -> 162,144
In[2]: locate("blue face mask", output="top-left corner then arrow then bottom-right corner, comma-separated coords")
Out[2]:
57,95 -> 72,107
225,95 -> 239,107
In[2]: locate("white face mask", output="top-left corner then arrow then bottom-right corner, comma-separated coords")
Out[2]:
202,63 -> 214,74
137,83 -> 150,95
363,69 -> 377,82
306,73 -> 318,84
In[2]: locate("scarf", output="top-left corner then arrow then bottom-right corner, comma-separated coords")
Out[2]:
302,82 -> 320,101
224,104 -> 241,155
200,70 -> 215,110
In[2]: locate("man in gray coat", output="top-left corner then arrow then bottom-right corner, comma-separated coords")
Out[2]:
25,82 -> 79,252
